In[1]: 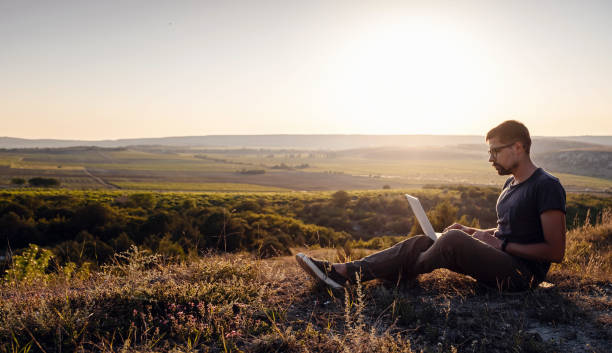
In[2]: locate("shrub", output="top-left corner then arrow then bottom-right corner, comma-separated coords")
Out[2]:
158,233 -> 186,259
28,177 -> 60,187
4,244 -> 53,284
128,193 -> 155,209
10,178 -> 25,185
332,190 -> 350,208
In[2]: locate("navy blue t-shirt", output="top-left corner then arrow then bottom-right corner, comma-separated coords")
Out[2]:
495,168 -> 566,279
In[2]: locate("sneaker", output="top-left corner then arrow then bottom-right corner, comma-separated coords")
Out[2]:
295,253 -> 346,289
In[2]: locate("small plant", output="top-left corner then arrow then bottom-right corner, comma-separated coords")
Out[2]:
4,244 -> 53,285
103,245 -> 162,276
61,261 -> 92,280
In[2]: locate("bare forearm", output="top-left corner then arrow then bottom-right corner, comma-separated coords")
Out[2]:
464,227 -> 496,235
505,242 -> 564,263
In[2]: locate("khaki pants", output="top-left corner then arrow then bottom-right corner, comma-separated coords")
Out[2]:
345,229 -> 539,291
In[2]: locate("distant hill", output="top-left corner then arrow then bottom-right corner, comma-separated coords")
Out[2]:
2,135 -> 611,150
558,136 -> 612,146
0,135 -> 483,149
533,147 -> 612,179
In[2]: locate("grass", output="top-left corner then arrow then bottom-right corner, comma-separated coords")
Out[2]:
1,208 -> 610,352
552,208 -> 612,280
0,247 -> 416,352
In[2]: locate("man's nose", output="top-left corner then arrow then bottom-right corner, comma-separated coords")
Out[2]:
488,154 -> 495,163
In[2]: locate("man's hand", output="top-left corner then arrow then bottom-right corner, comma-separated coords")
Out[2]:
444,223 -> 475,234
472,230 -> 503,250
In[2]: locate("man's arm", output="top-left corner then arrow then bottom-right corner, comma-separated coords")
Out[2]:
472,210 -> 566,263
444,223 -> 496,235
505,210 -> 566,263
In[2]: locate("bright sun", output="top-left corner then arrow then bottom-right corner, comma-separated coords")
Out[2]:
322,19 -> 497,134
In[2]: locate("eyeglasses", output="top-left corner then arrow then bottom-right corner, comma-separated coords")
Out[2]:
488,142 -> 515,159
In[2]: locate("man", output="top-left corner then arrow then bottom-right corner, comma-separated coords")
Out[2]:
296,120 -> 566,291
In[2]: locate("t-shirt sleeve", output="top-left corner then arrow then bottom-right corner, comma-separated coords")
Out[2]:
537,179 -> 566,214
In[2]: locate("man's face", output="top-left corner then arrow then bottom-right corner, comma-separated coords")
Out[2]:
487,137 -> 518,175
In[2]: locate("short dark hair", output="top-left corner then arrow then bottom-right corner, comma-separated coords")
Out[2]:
486,120 -> 531,154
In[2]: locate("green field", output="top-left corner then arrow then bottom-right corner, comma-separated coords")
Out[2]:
1,146 -> 611,193
112,181 -> 291,192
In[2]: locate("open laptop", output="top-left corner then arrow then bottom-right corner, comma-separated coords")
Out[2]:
405,194 -> 442,241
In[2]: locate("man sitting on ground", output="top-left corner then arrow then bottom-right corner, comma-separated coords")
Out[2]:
296,120 -> 566,292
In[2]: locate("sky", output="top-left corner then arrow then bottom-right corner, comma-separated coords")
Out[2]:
1,0 -> 611,140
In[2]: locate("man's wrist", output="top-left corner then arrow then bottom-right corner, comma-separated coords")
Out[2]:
500,238 -> 509,252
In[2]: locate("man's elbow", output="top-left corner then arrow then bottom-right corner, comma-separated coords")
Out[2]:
551,253 -> 564,263
550,247 -> 565,263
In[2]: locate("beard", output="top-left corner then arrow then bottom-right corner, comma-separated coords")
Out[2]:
493,162 -> 514,175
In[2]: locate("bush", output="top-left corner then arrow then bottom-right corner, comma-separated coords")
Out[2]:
332,190 -> 350,208
158,233 -> 186,259
28,177 -> 60,187
4,244 -> 53,284
128,193 -> 155,209
10,178 -> 25,185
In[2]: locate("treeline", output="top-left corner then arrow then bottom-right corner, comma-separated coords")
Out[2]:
10,177 -> 60,187
0,192 -> 348,266
0,187 -> 610,267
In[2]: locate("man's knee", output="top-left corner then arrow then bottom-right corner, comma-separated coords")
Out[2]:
437,229 -> 472,251
394,234 -> 433,254
410,234 -> 435,249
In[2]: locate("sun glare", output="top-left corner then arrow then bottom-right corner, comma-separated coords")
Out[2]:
323,20 -> 496,134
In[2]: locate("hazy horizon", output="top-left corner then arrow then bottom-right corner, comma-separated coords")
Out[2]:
3,133 -> 612,142
2,0 -> 612,139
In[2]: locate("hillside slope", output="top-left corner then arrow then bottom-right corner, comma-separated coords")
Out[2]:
1,212 -> 610,352
534,148 -> 612,180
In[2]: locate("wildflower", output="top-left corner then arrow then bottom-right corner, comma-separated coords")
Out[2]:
225,330 -> 241,338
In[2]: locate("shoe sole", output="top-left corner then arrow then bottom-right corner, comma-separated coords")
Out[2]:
295,253 -> 343,289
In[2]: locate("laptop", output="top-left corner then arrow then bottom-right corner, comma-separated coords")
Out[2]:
405,194 -> 442,241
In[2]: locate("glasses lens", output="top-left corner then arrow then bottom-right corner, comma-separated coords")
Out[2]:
488,142 -> 513,158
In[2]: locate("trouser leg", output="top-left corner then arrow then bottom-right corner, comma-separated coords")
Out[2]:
345,230 -> 537,291
344,235 -> 434,282
414,230 -> 537,291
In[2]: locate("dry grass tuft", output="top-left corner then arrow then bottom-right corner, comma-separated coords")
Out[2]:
552,208 -> 612,281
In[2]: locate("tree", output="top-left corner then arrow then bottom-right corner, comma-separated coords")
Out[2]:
10,178 -> 25,185
332,190 -> 350,208
158,233 -> 185,259
428,200 -> 458,231
28,177 -> 60,187
409,200 -> 458,235
128,193 -> 155,209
